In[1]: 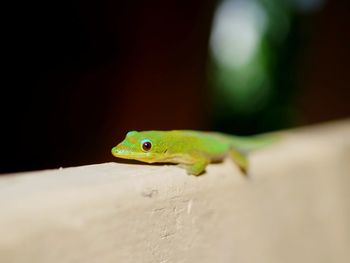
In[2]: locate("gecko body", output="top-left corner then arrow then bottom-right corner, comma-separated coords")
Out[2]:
111,130 -> 275,175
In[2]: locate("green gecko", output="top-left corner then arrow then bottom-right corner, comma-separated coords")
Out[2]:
111,130 -> 276,176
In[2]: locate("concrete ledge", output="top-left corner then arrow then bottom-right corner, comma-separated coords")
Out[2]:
0,120 -> 350,263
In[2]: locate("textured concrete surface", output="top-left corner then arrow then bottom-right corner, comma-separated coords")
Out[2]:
0,120 -> 349,263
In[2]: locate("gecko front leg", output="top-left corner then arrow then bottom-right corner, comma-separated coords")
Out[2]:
178,155 -> 209,176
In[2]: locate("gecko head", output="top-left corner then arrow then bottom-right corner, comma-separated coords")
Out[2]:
111,130 -> 167,163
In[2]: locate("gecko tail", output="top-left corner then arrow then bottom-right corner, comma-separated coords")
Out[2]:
228,132 -> 281,153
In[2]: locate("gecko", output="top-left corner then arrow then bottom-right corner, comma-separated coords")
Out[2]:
111,130 -> 276,176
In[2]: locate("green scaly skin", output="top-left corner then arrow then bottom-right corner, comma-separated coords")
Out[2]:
111,130 -> 276,176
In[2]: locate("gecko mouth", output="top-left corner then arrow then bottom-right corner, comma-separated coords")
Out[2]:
111,146 -> 154,162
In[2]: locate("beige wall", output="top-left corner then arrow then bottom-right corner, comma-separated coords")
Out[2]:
0,120 -> 349,263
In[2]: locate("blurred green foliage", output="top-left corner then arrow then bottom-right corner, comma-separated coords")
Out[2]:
209,0 -> 320,134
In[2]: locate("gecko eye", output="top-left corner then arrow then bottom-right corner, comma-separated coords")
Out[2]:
141,140 -> 152,152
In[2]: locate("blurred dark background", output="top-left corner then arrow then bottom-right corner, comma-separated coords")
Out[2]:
1,0 -> 349,173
